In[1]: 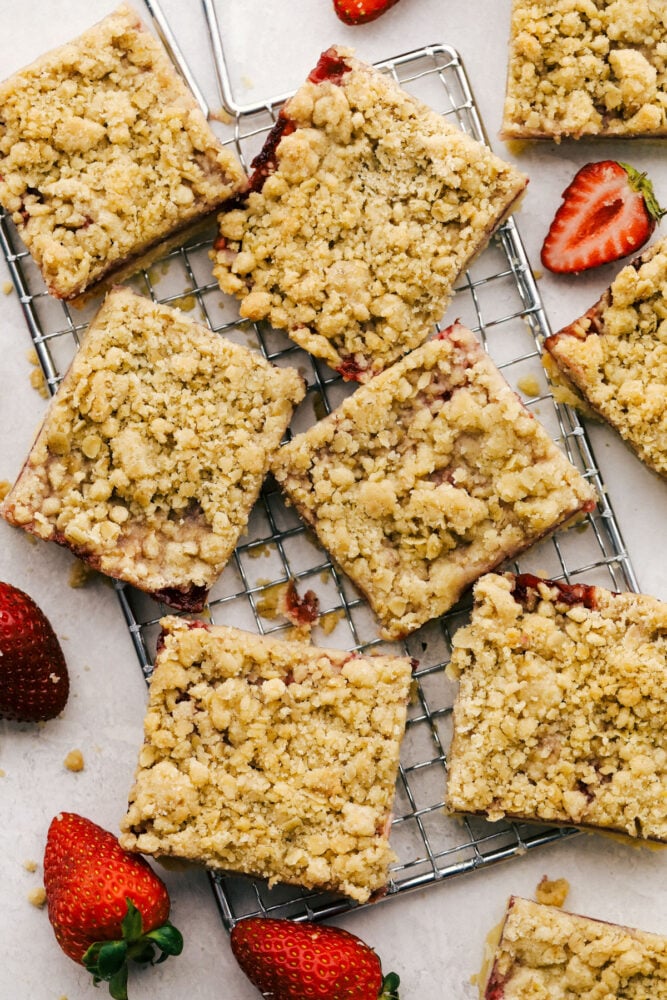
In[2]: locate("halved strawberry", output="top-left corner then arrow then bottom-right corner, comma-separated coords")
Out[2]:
541,160 -> 664,274
333,0 -> 401,25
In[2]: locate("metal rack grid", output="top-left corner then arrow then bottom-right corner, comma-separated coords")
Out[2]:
0,0 -> 639,933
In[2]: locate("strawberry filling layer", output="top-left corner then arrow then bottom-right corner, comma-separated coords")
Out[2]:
511,572 -> 599,611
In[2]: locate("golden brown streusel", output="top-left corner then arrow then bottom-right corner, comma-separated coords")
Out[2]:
482,897 -> 667,999
120,617 -> 412,903
271,323 -> 595,640
1,287 -> 305,610
213,46 -> 526,382
0,4 -> 246,299
447,573 -> 667,841
27,886 -> 47,908
545,238 -> 667,478
63,749 -> 85,772
502,0 -> 667,140
535,875 -> 569,908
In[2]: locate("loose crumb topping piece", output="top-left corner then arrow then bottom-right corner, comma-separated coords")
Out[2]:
213,46 -> 526,381
483,897 -> 667,999
447,573 -> 667,842
272,323 -> 595,640
502,0 -> 667,140
0,3 -> 246,299
1,287 -> 305,610
545,238 -> 667,479
120,617 -> 412,903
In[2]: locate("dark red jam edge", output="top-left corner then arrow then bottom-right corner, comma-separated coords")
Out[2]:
511,572 -> 599,612
336,355 -> 368,382
151,583 -> 210,613
283,578 -> 320,626
307,47 -> 352,86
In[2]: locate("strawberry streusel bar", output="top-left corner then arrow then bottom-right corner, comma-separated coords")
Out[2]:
120,617 -> 412,903
0,4 -> 246,300
544,237 -> 667,479
482,896 -> 667,998
1,287 -> 305,610
271,323 -> 595,640
213,46 -> 527,382
447,572 -> 667,843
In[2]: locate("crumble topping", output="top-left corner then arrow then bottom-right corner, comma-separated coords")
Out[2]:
535,876 -> 569,908
213,46 -> 526,381
63,749 -> 85,772
120,617 -> 412,903
1,287 -> 305,610
447,572 -> 667,842
483,897 -> 667,999
0,3 -> 246,299
545,238 -> 667,479
502,0 -> 667,140
271,323 -> 595,640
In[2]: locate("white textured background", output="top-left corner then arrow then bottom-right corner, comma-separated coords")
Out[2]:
2,2 -> 667,997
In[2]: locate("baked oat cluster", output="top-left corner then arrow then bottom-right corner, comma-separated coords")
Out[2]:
1,287 -> 305,610
0,3 -> 246,299
213,46 -> 527,382
502,0 -> 667,140
120,617 -> 413,903
545,237 -> 667,480
271,323 -> 595,640
483,896 -> 667,999
446,572 -> 667,842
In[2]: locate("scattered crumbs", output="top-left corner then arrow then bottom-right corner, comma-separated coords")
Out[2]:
210,106 -> 233,125
0,768 -> 5,777
319,608 -> 345,636
248,543 -> 271,560
27,886 -> 47,908
256,581 -> 289,620
64,749 -> 85,772
68,559 -> 95,589
0,480 -> 11,501
23,859 -> 38,873
285,624 -> 313,643
409,677 -> 420,705
320,570 -> 329,584
536,875 -> 570,908
26,349 -> 49,399
532,268 -> 543,281
171,293 -> 197,313
517,374 -> 541,398
2,280 -> 13,295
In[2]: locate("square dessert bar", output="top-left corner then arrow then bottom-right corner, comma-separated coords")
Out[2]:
502,0 -> 667,140
119,617 -> 413,903
213,46 -> 527,382
544,238 -> 667,480
446,572 -> 667,843
271,323 -> 596,641
482,896 -> 667,998
0,4 -> 246,300
1,287 -> 305,610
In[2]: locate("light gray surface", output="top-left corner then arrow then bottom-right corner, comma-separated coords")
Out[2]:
2,2 -> 667,997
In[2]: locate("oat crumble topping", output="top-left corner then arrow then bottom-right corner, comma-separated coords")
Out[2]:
502,0 -> 667,140
272,323 -> 595,640
483,897 -> 667,998
545,238 -> 667,479
0,4 -> 246,299
1,287 -> 305,610
447,573 -> 667,841
535,875 -> 570,908
213,46 -> 526,381
120,617 -> 412,903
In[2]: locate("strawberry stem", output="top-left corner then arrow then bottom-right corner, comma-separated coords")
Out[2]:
82,899 -> 183,999
379,971 -> 401,998
618,161 -> 666,222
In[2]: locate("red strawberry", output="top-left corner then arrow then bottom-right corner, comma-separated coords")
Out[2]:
333,0 -> 401,25
44,812 -> 183,1000
0,581 -> 69,721
541,160 -> 664,274
230,917 -> 400,999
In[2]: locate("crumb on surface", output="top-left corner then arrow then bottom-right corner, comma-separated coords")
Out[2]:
22,859 -> 38,872
68,558 -> 95,589
0,480 -> 11,502
536,875 -> 570,907
2,280 -> 13,294
516,374 -> 541,397
64,749 -> 85,772
27,886 -> 47,908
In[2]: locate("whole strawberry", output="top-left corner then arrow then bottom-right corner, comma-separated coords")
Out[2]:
44,812 -> 183,1000
333,0 -> 401,25
231,917 -> 400,1000
0,581 -> 69,721
541,160 -> 664,274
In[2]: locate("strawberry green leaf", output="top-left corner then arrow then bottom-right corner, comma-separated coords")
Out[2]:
379,972 -> 401,998
96,941 -> 129,979
146,922 -> 184,958
121,899 -> 144,942
108,965 -> 129,1000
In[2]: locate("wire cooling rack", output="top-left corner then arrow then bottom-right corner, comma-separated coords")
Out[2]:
0,0 -> 639,931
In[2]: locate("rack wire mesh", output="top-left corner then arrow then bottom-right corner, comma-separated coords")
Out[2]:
0,0 -> 639,932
